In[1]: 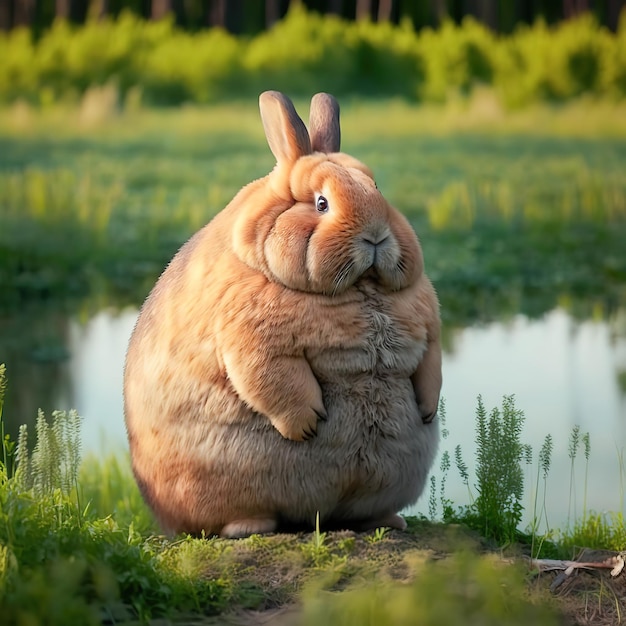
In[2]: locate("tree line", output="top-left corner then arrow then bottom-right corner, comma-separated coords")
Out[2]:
1,0 -> 624,34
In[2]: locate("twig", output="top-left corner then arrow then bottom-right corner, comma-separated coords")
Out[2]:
528,554 -> 625,592
530,555 -> 624,577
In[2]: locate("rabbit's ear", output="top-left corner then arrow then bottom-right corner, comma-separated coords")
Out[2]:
259,91 -> 311,164
309,93 -> 341,153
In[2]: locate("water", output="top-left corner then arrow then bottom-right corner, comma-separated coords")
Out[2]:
412,309 -> 626,530
2,304 -> 625,531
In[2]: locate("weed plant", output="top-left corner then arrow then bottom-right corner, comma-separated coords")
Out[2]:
433,395 -> 529,545
529,434 -> 554,557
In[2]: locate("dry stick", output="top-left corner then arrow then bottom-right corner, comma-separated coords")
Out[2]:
528,554 -> 625,592
529,555 -> 625,577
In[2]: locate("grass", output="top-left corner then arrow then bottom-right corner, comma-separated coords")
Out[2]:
1,364 -> 624,625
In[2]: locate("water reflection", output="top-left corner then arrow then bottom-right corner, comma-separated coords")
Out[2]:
1,304 -> 624,530
66,309 -> 138,452
410,309 -> 626,529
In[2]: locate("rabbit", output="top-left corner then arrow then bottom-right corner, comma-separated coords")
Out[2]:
123,91 -> 442,539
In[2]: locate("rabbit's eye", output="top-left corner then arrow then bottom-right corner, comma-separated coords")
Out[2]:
316,195 -> 329,213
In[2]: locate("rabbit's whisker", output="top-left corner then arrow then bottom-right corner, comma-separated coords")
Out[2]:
332,260 -> 355,296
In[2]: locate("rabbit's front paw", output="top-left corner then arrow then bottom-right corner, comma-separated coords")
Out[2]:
273,404 -> 328,442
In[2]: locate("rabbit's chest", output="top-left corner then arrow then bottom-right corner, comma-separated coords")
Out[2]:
307,302 -> 426,383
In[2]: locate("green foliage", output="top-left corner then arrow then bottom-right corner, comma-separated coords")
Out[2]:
300,512 -> 334,567
365,526 -> 390,544
301,551 -> 560,626
434,400 -> 623,558
0,367 -> 229,623
418,17 -> 496,102
78,453 -> 155,533
1,9 -> 625,107
451,396 -> 528,544
559,512 -> 626,554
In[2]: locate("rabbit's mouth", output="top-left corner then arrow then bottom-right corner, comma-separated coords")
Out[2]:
362,264 -> 380,279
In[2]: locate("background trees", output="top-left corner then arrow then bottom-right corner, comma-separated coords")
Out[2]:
0,0 -> 624,34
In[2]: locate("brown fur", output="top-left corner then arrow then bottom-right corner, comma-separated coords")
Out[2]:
124,91 -> 442,537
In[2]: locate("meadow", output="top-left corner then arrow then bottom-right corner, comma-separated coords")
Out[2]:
1,93 -> 626,624
2,95 -> 626,323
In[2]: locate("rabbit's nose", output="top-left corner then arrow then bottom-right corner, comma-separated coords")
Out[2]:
362,233 -> 389,247
361,225 -> 390,247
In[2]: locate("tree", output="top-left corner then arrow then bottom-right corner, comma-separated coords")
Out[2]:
151,0 -> 171,20
356,0 -> 371,20
14,0 -> 36,26
266,0 -> 280,27
477,0 -> 497,29
207,0 -> 244,32
378,0 -> 394,21
431,0 -> 448,22
56,0 -> 70,18
90,0 -> 110,20
327,0 -> 344,15
0,1 -> 11,30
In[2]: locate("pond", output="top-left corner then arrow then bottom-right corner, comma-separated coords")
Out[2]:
1,301 -> 624,532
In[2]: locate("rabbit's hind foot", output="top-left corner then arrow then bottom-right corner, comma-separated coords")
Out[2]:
220,517 -> 278,539
352,512 -> 407,532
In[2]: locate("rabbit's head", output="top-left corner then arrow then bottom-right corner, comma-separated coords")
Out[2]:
232,91 -> 424,295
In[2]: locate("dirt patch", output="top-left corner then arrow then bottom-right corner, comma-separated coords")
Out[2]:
148,523 -> 624,626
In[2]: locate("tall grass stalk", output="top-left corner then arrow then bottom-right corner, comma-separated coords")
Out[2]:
0,364 -> 9,475
582,432 -> 591,523
567,425 -> 580,530
618,446 -> 625,514
530,434 -> 553,558
429,399 -> 453,520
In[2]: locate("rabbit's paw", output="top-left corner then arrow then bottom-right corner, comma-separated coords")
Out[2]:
221,518 -> 277,538
353,512 -> 407,532
272,404 -> 328,442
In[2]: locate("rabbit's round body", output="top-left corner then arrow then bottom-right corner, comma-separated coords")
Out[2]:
124,92 -> 442,537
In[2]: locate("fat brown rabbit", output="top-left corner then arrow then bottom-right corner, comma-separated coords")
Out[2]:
124,91 -> 442,538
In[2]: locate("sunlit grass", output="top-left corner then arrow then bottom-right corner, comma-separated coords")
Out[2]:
4,90 -> 626,138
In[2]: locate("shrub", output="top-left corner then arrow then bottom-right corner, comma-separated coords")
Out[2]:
496,15 -> 619,107
419,17 -> 496,102
243,5 -> 355,97
1,9 -> 625,107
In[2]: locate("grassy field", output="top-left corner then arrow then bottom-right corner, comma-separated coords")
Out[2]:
1,99 -> 626,624
1,95 -> 626,327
